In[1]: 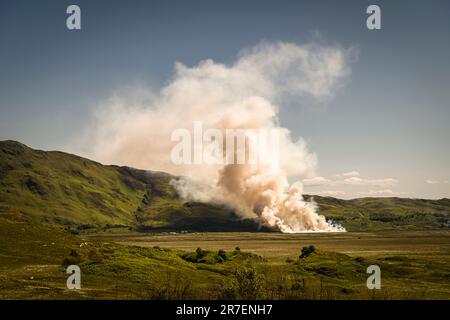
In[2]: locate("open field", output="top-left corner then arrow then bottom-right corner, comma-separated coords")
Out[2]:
84,229 -> 450,299
91,230 -> 450,262
1,213 -> 449,299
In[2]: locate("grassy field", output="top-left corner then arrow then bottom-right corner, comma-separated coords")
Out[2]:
95,230 -> 450,263
90,230 -> 450,299
1,213 -> 449,300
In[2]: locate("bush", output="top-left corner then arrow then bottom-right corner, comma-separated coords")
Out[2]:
180,252 -> 198,263
196,247 -> 206,259
218,249 -> 228,261
181,248 -> 227,264
299,245 -> 315,259
218,267 -> 264,299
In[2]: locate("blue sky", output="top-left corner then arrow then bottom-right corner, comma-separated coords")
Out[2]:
0,0 -> 449,199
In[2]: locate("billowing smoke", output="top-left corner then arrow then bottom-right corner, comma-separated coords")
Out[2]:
79,42 -> 351,232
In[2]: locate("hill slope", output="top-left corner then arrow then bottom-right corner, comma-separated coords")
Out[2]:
307,195 -> 450,231
0,140 -> 145,227
0,140 -> 260,232
0,140 -> 449,232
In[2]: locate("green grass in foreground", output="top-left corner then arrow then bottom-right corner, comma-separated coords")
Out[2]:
1,215 -> 449,299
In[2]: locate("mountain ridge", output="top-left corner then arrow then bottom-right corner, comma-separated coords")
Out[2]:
0,140 -> 449,232
0,140 -> 264,232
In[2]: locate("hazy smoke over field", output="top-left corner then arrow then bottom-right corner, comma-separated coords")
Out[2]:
82,42 -> 350,232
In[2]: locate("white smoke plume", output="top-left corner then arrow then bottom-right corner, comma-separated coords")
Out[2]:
79,42 -> 351,232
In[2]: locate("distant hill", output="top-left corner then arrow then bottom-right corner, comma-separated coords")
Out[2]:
305,195 -> 450,231
0,140 -> 449,232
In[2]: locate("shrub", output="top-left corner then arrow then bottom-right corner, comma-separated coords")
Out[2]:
299,245 -> 315,259
196,247 -> 206,259
181,248 -> 226,264
218,249 -> 228,261
234,267 -> 264,299
180,252 -> 198,263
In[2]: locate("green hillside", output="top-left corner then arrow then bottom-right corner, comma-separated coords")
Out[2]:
0,140 -> 259,232
0,140 -> 145,227
306,195 -> 450,231
0,140 -> 449,232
